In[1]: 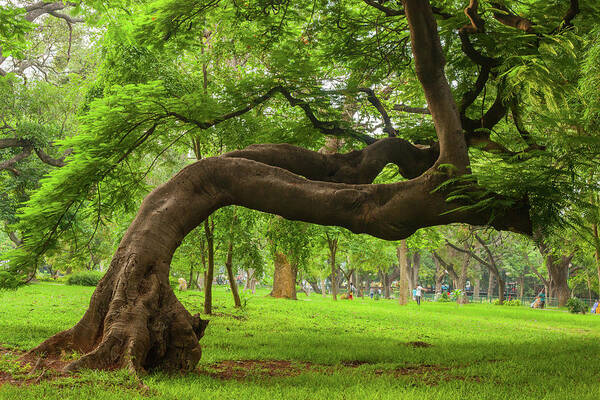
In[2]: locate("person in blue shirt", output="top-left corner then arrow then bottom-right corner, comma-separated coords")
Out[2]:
592,300 -> 599,314
538,291 -> 546,309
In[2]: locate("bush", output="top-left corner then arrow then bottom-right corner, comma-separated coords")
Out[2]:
493,299 -> 522,306
67,270 -> 104,286
437,292 -> 451,302
0,271 -> 21,290
566,298 -> 586,314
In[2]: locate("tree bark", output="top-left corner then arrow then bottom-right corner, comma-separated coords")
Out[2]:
433,255 -> 444,300
224,241 -> 242,307
488,272 -> 495,302
397,240 -> 409,305
327,235 -> 338,301
204,218 -> 215,314
270,252 -> 297,299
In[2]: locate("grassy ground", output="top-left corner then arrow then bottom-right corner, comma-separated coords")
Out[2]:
0,283 -> 599,400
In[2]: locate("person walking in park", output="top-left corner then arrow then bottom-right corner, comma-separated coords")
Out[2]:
415,284 -> 425,306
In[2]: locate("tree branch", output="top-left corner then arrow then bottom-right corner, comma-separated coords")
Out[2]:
393,104 -> 430,115
460,0 -> 485,33
168,86 -> 376,144
225,137 -> 438,182
358,87 -> 397,137
491,3 -> 534,33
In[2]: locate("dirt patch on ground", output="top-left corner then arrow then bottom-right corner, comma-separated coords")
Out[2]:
405,341 -> 432,348
0,346 -> 72,387
198,359 -> 312,380
198,359 -> 483,386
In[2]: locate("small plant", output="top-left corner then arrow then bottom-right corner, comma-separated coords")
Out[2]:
493,299 -> 522,306
67,270 -> 104,286
373,294 -> 381,300
566,298 -> 587,314
451,289 -> 462,298
238,289 -> 252,310
437,292 -> 451,302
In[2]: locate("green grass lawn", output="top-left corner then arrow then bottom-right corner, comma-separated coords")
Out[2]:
1,283 -> 599,400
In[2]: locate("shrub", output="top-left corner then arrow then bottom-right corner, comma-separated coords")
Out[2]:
566,298 -> 586,314
493,299 -> 522,306
67,270 -> 104,286
0,271 -> 21,290
437,292 -> 451,302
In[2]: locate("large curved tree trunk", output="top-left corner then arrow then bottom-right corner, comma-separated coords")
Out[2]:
270,251 -> 297,299
29,0 -> 532,374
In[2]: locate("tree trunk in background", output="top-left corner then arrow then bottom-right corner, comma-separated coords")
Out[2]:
189,265 -> 195,290
398,240 -> 409,305
270,251 -> 297,299
487,272 -> 495,302
224,241 -> 241,307
321,278 -> 327,297
497,276 -> 506,304
412,251 -> 421,288
204,218 -> 215,314
518,272 -> 525,299
546,255 -> 571,307
594,223 -> 600,298
327,236 -> 338,301
434,255 -> 443,300
473,276 -> 480,301
457,249 -> 470,304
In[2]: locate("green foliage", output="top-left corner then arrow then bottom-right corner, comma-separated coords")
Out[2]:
0,5 -> 33,58
0,271 -> 21,290
66,270 -> 104,287
437,292 -> 451,302
493,299 -> 522,306
566,298 -> 587,314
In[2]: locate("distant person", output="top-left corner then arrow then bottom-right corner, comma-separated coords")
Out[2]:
538,291 -> 546,309
369,288 -> 374,299
415,284 -> 426,305
177,278 -> 187,291
412,288 -> 417,301
591,300 -> 599,314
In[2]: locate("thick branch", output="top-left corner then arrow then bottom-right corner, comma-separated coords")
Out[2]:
558,0 -> 579,31
225,137 -> 438,182
393,104 -> 430,115
34,147 -> 67,167
0,146 -> 32,171
458,31 -> 500,69
403,0 -> 466,165
460,0 -> 485,33
491,3 -> 534,33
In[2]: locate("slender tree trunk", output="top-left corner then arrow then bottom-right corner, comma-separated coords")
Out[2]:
457,249 -> 470,304
398,240 -> 409,305
487,272 -> 495,302
270,252 -> 298,299
224,241 -> 241,307
328,237 -> 338,301
412,251 -> 420,288
320,278 -> 327,297
189,265 -> 195,290
204,218 -> 215,314
594,223 -> 600,297
434,256 -> 443,300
